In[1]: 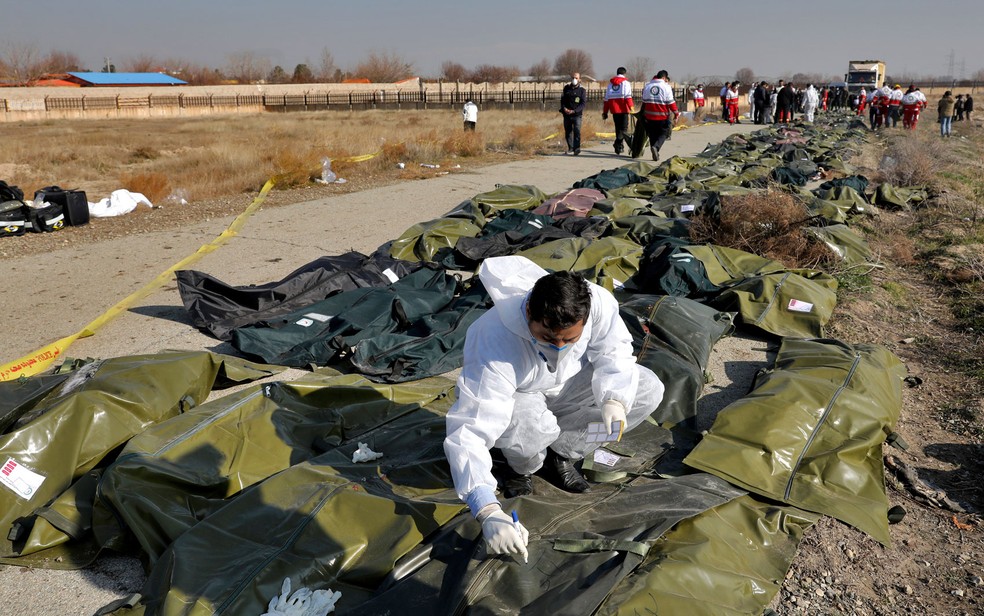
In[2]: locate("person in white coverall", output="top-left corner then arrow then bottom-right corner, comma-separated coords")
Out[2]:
802,84 -> 819,122
444,255 -> 665,561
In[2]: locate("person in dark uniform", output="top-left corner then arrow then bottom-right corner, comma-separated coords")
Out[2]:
560,72 -> 586,155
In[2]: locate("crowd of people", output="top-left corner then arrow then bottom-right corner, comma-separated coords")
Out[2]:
685,79 -> 975,138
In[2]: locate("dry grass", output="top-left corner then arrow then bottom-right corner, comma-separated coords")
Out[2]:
0,109 -> 575,204
119,171 -> 170,203
878,132 -> 947,188
689,188 -> 833,268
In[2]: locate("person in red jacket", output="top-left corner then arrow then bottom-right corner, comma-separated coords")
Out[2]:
642,70 -> 680,161
725,82 -> 741,124
602,67 -> 635,156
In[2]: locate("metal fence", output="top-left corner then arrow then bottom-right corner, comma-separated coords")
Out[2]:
1,88 -> 620,115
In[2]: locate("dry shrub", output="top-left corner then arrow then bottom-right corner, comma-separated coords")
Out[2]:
504,123 -> 541,154
881,230 -> 917,266
270,147 -> 320,188
380,141 -> 409,163
580,118 -> 601,140
129,146 -> 160,161
689,190 -> 833,268
443,131 -> 485,157
119,171 -> 170,203
880,135 -> 944,188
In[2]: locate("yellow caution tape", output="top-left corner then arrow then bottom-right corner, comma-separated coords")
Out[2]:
335,151 -> 381,163
542,132 -> 561,141
0,179 -> 276,382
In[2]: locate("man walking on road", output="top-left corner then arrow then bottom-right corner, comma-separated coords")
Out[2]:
561,72 -> 586,155
642,70 -> 680,162
602,67 -> 634,156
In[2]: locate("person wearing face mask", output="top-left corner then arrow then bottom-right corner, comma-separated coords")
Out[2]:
444,255 -> 665,563
560,72 -> 587,155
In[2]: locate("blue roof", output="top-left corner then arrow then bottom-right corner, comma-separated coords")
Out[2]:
68,72 -> 187,86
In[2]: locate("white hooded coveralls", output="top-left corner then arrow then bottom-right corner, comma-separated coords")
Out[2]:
444,256 -> 665,515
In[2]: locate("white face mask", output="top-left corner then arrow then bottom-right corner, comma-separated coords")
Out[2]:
571,78 -> 579,86
530,337 -> 573,372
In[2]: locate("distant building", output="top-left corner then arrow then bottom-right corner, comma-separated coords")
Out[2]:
62,72 -> 188,87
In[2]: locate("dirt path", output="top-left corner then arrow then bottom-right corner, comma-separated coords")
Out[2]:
1,123 -> 768,616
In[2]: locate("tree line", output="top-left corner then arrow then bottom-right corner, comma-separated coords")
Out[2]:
3,43 -> 982,87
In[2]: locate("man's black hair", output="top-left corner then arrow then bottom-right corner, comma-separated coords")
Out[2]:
617,66 -> 627,75
656,69 -> 669,80
528,271 -> 591,330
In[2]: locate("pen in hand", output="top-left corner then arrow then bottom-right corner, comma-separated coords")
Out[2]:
511,510 -> 528,563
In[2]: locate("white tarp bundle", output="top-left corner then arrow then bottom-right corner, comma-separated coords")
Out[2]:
89,189 -> 154,217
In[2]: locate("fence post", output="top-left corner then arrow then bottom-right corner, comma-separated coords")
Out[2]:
179,93 -> 184,109
116,95 -> 121,110
82,95 -> 87,111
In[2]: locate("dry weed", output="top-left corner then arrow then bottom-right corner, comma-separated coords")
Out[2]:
0,109 -> 578,202
880,133 -> 945,188
119,172 -> 170,203
443,131 -> 485,157
689,189 -> 833,268
270,147 -> 321,188
503,123 -> 542,154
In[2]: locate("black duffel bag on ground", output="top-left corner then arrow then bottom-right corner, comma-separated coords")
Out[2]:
0,200 -> 29,237
33,185 -> 89,226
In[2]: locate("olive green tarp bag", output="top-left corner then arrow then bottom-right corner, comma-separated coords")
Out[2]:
683,244 -> 786,285
805,223 -> 874,264
709,269 -> 838,339
388,217 -> 484,262
95,373 -> 459,568
517,236 -> 643,292
873,183 -> 930,210
588,196 -> 649,220
684,338 -> 906,545
596,495 -> 821,616
619,295 -> 735,425
470,183 -> 547,216
0,351 -> 281,562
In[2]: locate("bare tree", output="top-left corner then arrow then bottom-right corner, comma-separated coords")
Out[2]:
39,50 -> 83,74
121,54 -> 164,73
316,48 -> 337,82
468,64 -> 520,84
2,42 -> 44,82
354,50 -> 415,83
734,67 -> 755,85
528,58 -> 551,82
441,61 -> 468,82
553,48 -> 594,79
226,51 -> 271,84
625,56 -> 656,83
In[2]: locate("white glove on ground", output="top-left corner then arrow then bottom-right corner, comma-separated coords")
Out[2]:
261,577 -> 342,616
478,507 -> 529,563
601,400 -> 627,437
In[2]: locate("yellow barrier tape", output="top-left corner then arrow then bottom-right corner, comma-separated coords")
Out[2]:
0,179 -> 276,382
335,151 -> 381,163
542,132 -> 561,141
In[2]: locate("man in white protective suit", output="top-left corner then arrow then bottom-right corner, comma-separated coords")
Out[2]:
444,255 -> 665,561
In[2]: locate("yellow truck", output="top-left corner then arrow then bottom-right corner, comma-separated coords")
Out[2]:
846,60 -> 886,94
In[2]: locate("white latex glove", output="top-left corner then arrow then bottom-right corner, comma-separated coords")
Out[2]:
602,400 -> 627,438
479,507 -> 529,563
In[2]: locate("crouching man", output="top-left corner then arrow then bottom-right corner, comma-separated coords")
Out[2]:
444,255 -> 665,560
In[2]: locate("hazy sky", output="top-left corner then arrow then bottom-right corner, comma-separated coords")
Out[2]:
4,0 -> 982,81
